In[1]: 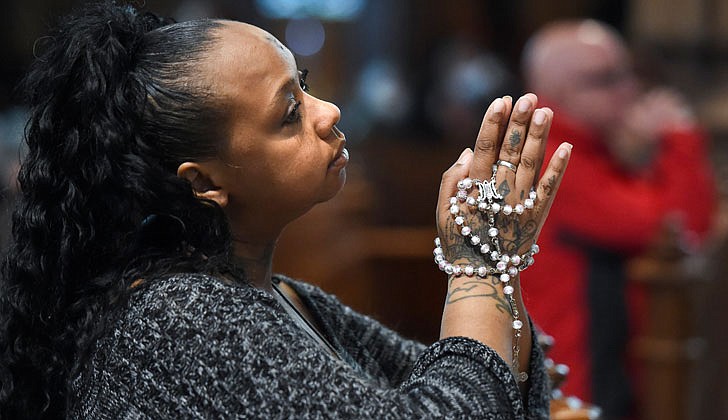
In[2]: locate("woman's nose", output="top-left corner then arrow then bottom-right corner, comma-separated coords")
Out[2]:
312,97 -> 341,140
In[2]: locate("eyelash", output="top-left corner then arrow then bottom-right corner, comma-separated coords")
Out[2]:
284,100 -> 302,125
299,68 -> 309,92
283,69 -> 310,125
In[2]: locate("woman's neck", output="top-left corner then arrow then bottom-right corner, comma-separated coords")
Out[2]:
232,239 -> 276,292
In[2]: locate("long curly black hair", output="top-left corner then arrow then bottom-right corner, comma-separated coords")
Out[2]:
0,2 -> 239,417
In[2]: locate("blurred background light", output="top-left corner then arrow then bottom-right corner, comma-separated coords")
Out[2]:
255,0 -> 367,21
357,59 -> 411,123
285,18 -> 325,56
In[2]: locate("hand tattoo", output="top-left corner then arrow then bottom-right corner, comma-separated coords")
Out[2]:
497,180 -> 511,198
441,210 -> 516,315
509,130 -> 522,148
542,175 -> 557,197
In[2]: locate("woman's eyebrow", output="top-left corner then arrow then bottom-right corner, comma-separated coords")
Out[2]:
270,77 -> 297,108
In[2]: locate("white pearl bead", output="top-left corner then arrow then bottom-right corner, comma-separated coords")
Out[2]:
513,320 -> 524,330
434,247 -> 443,255
496,261 -> 507,271
508,266 -> 518,276
491,203 -> 501,213
477,266 -> 487,277
434,237 -> 441,247
500,273 -> 510,283
435,254 -> 445,263
455,216 -> 464,226
452,266 -> 462,276
480,244 -> 490,254
461,226 -> 471,236
462,178 -> 473,189
470,235 -> 481,245
478,202 -> 488,211
450,205 -> 459,215
502,204 -> 513,215
438,260 -> 447,270
524,198 -> 534,209
501,255 -> 510,263
529,190 -> 537,200
511,255 -> 521,265
464,265 -> 474,276
466,196 -> 476,206
490,251 -> 499,261
531,244 -> 540,254
515,204 -> 524,214
457,190 -> 468,201
449,197 -> 457,205
444,264 -> 454,274
488,227 -> 498,237
503,285 -> 514,295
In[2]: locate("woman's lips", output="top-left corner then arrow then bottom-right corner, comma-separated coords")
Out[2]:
329,147 -> 349,170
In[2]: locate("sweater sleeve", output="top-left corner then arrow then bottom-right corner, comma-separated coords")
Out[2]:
278,276 -> 428,388
282,276 -> 549,419
279,276 -> 549,419
81,274 -> 549,419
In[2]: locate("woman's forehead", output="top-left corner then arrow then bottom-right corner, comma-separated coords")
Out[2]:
204,21 -> 297,108
216,20 -> 292,63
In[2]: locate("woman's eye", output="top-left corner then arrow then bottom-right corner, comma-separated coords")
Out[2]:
284,101 -> 302,125
299,69 -> 309,92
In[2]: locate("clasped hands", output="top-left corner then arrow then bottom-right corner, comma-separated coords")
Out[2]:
436,93 -> 572,280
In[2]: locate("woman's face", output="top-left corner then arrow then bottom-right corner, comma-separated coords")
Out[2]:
196,22 -> 348,240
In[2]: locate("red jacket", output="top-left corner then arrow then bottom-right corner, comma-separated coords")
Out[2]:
522,106 -> 716,400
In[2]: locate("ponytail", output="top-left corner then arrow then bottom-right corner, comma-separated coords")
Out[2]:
0,2 -> 231,417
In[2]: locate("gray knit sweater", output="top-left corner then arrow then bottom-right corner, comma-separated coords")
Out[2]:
68,273 -> 549,419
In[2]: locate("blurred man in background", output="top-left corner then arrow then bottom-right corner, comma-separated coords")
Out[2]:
520,19 -> 716,418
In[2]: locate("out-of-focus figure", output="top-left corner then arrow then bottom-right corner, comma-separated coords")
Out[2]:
520,19 -> 716,418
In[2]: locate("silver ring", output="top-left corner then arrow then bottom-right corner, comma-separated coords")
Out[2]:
496,160 -> 518,173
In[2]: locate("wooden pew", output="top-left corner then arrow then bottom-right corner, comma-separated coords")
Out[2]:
627,219 -> 727,420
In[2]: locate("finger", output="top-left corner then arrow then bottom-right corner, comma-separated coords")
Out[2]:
469,97 -> 506,181
530,107 -> 553,187
495,93 -> 538,200
438,148 -> 473,227
515,107 -> 552,196
495,95 -> 513,147
533,142 -> 572,239
499,93 -> 537,163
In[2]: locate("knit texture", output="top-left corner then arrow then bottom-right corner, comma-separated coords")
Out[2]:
68,273 -> 549,419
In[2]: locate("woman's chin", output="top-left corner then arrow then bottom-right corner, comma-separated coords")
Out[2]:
317,169 -> 347,204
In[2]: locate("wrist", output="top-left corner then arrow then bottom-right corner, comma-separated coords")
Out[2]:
435,172 -> 542,384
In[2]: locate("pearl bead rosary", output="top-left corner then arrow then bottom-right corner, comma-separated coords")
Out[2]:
434,166 -> 540,382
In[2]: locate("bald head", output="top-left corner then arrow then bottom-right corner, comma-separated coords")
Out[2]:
523,20 -> 626,95
521,20 -> 637,131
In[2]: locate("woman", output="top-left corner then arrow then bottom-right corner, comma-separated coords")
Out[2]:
0,2 -> 571,418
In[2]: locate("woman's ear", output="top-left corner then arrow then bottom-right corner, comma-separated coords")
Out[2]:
177,162 -> 229,208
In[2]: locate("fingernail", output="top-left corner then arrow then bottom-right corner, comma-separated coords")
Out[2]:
457,148 -> 472,163
533,109 -> 546,125
518,97 -> 531,113
492,98 -> 505,114
558,143 -> 572,158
